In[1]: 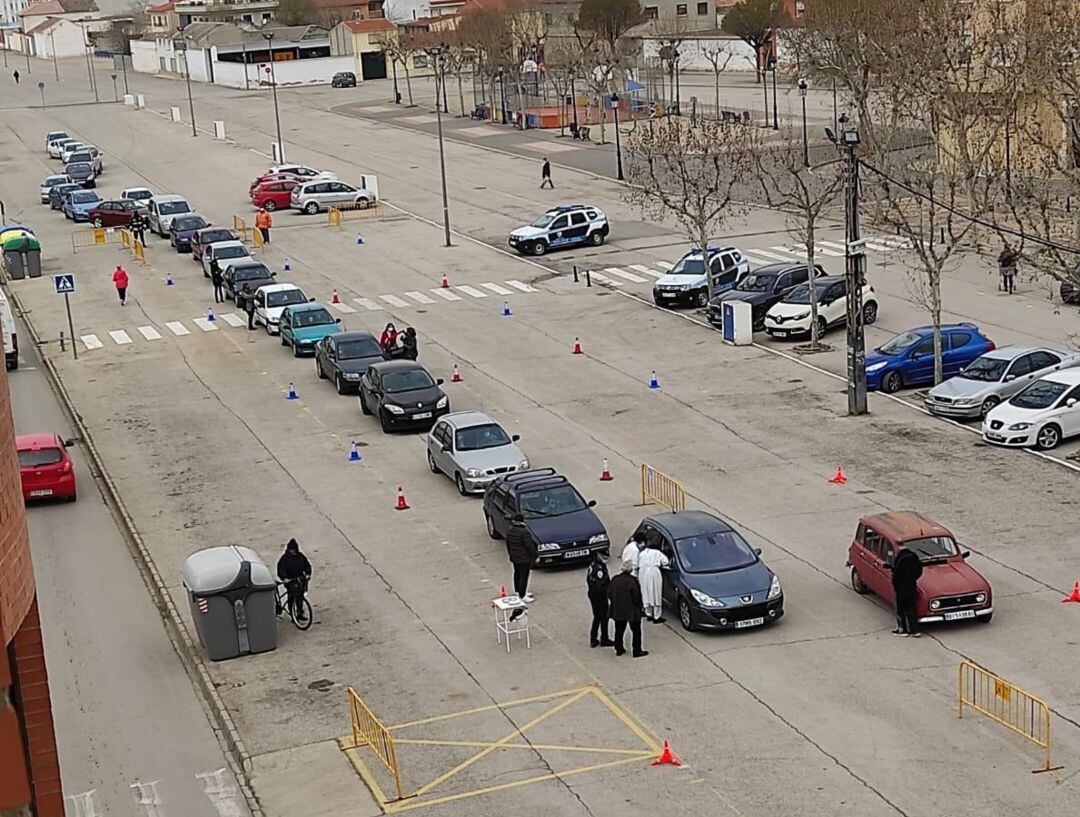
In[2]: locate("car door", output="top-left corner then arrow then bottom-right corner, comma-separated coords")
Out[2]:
1057,384 -> 1080,438
566,211 -> 589,245
822,281 -> 847,326
654,529 -> 679,607
1028,351 -> 1063,382
907,336 -> 936,384
253,290 -> 267,325
547,214 -> 571,247
1001,351 -> 1037,396
280,308 -> 294,342
428,420 -> 448,470
148,200 -> 160,231
941,330 -> 973,376
329,182 -> 356,206
857,527 -> 893,600
437,422 -> 456,473
713,253 -> 740,293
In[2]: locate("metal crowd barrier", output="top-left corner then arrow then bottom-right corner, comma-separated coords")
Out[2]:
640,464 -> 686,512
346,686 -> 405,799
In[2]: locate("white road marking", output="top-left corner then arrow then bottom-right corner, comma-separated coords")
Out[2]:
655,261 -> 674,270
81,334 -> 103,350
108,330 -> 133,345
430,288 -> 462,301
878,236 -> 913,249
817,240 -> 848,252
404,290 -> 436,304
863,241 -> 891,252
380,294 -> 411,307
793,242 -> 843,257
137,325 -> 162,340
752,249 -> 796,262
330,301 -> 357,313
193,318 -> 218,332
769,246 -> 803,257
604,267 -> 647,283
505,280 -> 538,292
220,313 -> 244,327
456,285 -> 488,298
480,282 -> 513,295
354,297 -> 383,310
630,265 -> 664,278
742,254 -> 773,266
165,321 -> 190,336
588,272 -> 622,287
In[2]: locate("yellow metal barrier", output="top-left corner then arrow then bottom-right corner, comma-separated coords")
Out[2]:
640,464 -> 686,512
232,214 -> 254,243
328,201 -> 382,229
71,227 -> 122,251
133,240 -> 146,264
120,228 -> 131,248
346,687 -> 405,800
958,661 -> 1062,773
252,225 -> 265,248
328,206 -> 343,229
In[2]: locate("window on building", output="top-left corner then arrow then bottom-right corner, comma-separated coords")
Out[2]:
697,1 -> 707,12
643,5 -> 658,18
242,12 -> 252,21
261,11 -> 272,22
676,3 -> 687,14
413,53 -> 428,68
795,1 -> 805,16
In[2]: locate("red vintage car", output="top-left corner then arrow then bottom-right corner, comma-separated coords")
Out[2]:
250,180 -> 298,211
847,511 -> 992,625
87,199 -> 141,228
17,433 -> 77,502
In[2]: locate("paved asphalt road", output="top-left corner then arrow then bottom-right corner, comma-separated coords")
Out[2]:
3,53 -> 1080,817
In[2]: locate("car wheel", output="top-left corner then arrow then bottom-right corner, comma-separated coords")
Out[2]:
291,341 -> 301,358
357,197 -> 372,210
92,217 -> 104,227
979,396 -> 1000,418
335,374 -> 347,395
427,449 -> 440,474
816,316 -> 828,338
378,409 -> 392,433
678,597 -> 696,632
850,566 -> 868,594
359,391 -> 372,415
315,359 -> 326,379
304,201 -> 319,215
862,300 -> 878,325
280,332 -> 288,346
881,370 -> 903,394
66,491 -> 77,503
455,473 -> 468,496
531,239 -> 547,256
1036,423 -> 1062,450
485,512 -> 503,540
589,231 -> 605,246
695,289 -> 708,308
263,200 -> 277,212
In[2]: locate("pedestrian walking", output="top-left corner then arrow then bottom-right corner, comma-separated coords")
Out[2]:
608,561 -> 647,658
505,514 -> 537,620
621,536 -> 641,578
540,158 -> 554,189
210,259 -> 224,303
586,552 -> 614,648
891,547 -> 923,637
13,70 -> 19,85
998,245 -> 1018,294
255,207 -> 272,244
637,543 -> 669,623
112,264 -> 129,306
241,283 -> 256,330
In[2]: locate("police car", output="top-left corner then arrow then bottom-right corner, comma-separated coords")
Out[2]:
508,205 -> 609,256
652,247 -> 750,307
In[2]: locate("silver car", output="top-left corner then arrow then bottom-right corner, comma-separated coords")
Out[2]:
925,346 -> 1080,419
40,174 -> 71,203
67,147 -> 103,175
290,179 -> 375,214
426,411 -> 529,495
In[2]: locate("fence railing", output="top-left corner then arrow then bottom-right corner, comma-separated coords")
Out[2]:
71,227 -> 123,252
640,464 -> 686,512
346,687 -> 405,800
327,202 -> 383,229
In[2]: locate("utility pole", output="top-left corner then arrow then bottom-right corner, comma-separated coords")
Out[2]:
841,127 -> 868,416
426,45 -> 452,247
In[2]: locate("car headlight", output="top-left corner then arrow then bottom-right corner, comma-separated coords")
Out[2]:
690,588 -> 725,608
344,372 -> 360,380
953,397 -> 978,405
517,458 -> 529,470
930,599 -> 941,610
767,574 -> 782,600
791,311 -> 810,321
384,403 -> 405,415
466,468 -> 483,478
588,533 -> 609,545
975,593 -> 987,604
537,543 -> 561,552
436,396 -> 448,409
865,361 -> 887,373
1008,422 -> 1031,431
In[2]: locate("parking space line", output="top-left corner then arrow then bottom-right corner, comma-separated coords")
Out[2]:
505,280 -> 537,292
429,288 -> 462,301
108,330 -> 133,345
480,282 -> 513,295
137,325 -> 162,340
380,294 -> 411,308
629,265 -> 664,278
743,254 -> 773,266
354,298 -> 383,310
165,322 -> 190,336
193,318 -> 218,332
330,301 -> 357,313
456,285 -> 488,298
220,313 -> 244,327
604,267 -> 647,283
817,240 -> 848,253
404,290 -> 436,304
769,246 -> 802,257
80,334 -> 103,350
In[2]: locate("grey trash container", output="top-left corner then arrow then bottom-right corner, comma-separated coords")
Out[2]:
182,545 -> 278,661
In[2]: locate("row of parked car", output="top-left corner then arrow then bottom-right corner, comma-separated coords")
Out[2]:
246,165 -> 376,214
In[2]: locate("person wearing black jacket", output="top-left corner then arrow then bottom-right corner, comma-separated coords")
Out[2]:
130,212 -> 147,246
400,327 -> 418,360
586,552 -> 614,648
276,538 -> 312,623
608,561 -> 648,657
891,547 -> 923,637
241,282 -> 256,330
210,259 -> 225,304
506,516 -> 537,620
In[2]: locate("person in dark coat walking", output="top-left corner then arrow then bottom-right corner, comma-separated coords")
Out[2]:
241,282 -> 256,329
998,246 -> 1019,294
505,516 -> 537,620
210,259 -> 225,303
276,538 -> 312,622
540,159 -> 554,189
608,561 -> 648,657
891,547 -> 924,637
586,552 -> 614,648
130,212 -> 147,246
13,70 -> 19,85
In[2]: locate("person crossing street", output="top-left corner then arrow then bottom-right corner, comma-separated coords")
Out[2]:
112,264 -> 129,306
210,258 -> 225,303
540,158 -> 554,189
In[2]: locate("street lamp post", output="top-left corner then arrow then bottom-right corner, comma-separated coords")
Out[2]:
48,27 -> 58,81
37,80 -> 45,107
391,55 -> 400,104
673,47 -> 680,116
497,66 -> 507,124
611,92 -> 624,181
761,52 -> 768,126
261,32 -> 284,162
426,46 -> 452,247
111,72 -> 118,100
838,126 -> 867,415
569,74 -> 579,133
176,29 -> 196,136
770,56 -> 778,130
798,78 -> 809,165
121,49 -> 129,94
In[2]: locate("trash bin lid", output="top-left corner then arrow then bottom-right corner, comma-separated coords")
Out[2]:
182,545 -> 276,593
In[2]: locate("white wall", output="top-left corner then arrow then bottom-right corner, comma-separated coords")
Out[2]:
641,35 -> 790,72
130,39 -> 159,74
33,21 -> 85,59
211,54 -> 354,88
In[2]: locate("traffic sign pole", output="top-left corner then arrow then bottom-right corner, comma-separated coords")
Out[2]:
53,274 -> 77,360
64,293 -> 76,360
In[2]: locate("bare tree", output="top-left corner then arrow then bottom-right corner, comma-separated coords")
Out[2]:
542,37 -> 583,137
720,0 -> 777,83
572,0 -> 644,143
455,1 -> 514,114
702,40 -> 734,115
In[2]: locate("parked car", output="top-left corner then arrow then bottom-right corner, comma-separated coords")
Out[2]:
653,247 -> 750,308
63,189 -> 103,222
252,283 -> 308,334
763,276 -> 877,339
359,360 -> 449,431
426,411 -> 529,495
49,183 -> 83,211
202,240 -> 253,278
250,180 -> 298,211
45,130 -> 68,151
191,227 -> 237,264
223,262 -> 275,306
147,194 -> 193,236
314,330 -> 387,392
331,71 -> 357,87
64,161 -> 97,188
482,468 -> 609,564
60,141 -> 89,163
269,164 -> 328,179
290,179 -> 375,214
248,171 -> 327,195
848,511 -> 992,625
507,204 -> 608,256
67,147 -> 103,175
865,324 -> 996,393
924,346 -> 1080,419
630,510 -> 783,632
49,138 -> 77,159
169,214 -> 210,252
16,433 -> 77,502
708,262 -> 825,329
120,187 -> 154,214
1,290 -> 18,371
87,199 -> 141,228
40,174 -> 71,204
981,369 -> 1080,450
279,302 -> 342,357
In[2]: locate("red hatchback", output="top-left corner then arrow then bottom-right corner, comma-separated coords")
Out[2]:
16,433 -> 77,502
847,511 -> 992,625
248,172 -> 301,196
250,180 -> 298,211
88,199 -> 140,228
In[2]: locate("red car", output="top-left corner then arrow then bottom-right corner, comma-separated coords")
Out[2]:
248,172 -> 303,195
250,180 -> 298,211
848,511 -> 992,625
16,433 -> 77,502
87,199 -> 141,228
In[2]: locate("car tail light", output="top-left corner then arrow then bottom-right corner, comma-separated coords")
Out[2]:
986,341 -> 996,351
60,459 -> 72,474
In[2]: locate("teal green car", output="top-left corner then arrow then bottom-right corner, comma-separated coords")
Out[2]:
279,302 -> 342,356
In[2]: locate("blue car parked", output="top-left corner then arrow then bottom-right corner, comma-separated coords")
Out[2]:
279,302 -> 342,356
62,189 -> 103,222
865,324 -> 995,393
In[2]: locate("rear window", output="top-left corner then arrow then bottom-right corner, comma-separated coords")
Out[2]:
217,245 -> 249,259
71,191 -> 98,203
234,265 -> 270,280
19,448 -> 63,467
158,200 -> 191,215
293,308 -> 335,328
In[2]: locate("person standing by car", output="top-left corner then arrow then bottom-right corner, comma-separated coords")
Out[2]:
400,327 -> 418,360
506,515 -> 537,620
112,264 -> 129,306
891,547 -> 923,637
379,322 -> 398,354
586,552 -> 613,648
241,282 -> 256,330
540,158 -> 554,189
637,543 -> 669,623
621,536 -> 642,577
608,561 -> 647,658
130,211 -> 147,246
210,258 -> 225,303
255,206 -> 272,244
276,538 -> 312,623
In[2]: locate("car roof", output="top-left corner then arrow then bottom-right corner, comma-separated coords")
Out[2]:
255,283 -> 300,294
645,510 -> 733,538
978,345 -> 1065,360
150,194 -> 188,203
442,410 -> 497,429
44,174 -> 69,181
122,187 -> 152,194
546,204 -> 602,214
812,275 -> 845,286
333,330 -> 377,342
1039,368 -> 1080,386
862,511 -> 953,543
213,240 -> 247,249
498,467 -> 571,493
750,262 -> 810,274
894,323 -> 980,337
370,359 -> 427,373
287,301 -> 330,311
16,433 -> 62,450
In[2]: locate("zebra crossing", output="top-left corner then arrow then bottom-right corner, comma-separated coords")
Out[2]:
333,279 -> 538,312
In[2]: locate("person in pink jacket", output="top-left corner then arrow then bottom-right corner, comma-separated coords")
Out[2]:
113,265 -> 129,305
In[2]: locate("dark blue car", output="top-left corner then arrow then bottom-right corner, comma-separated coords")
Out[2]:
169,214 -> 210,252
633,510 -> 783,632
865,324 -> 995,393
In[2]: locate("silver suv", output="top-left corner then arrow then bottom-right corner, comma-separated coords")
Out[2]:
148,194 -> 193,236
290,180 -> 375,214
426,411 -> 529,495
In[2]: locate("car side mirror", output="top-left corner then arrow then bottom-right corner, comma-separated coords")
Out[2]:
335,318 -> 342,324
753,547 -> 762,555
441,443 -> 451,453
309,297 -> 316,302
961,550 -> 971,559
511,434 -> 520,442
1068,398 -> 1077,408
1004,374 -> 1016,382
587,499 -> 597,508
512,513 -> 525,523
63,438 -> 76,447
436,378 -> 444,385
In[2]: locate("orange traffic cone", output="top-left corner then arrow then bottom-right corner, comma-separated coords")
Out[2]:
828,466 -> 847,485
332,289 -> 340,304
441,273 -> 450,289
451,364 -> 463,383
394,486 -> 410,511
499,585 -> 507,598
651,740 -> 681,767
599,459 -> 613,481
572,337 -> 583,355
1062,581 -> 1080,603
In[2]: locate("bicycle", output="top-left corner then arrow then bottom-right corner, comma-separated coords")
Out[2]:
276,580 -> 313,631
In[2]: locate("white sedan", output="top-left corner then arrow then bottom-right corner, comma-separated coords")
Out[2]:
253,284 -> 308,334
202,240 -> 253,277
764,276 -> 878,338
982,369 -> 1080,450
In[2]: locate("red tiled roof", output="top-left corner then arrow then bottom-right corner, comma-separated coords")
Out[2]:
146,0 -> 174,12
343,18 -> 394,32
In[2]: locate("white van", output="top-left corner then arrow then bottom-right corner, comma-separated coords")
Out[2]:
0,290 -> 18,370
147,194 -> 193,237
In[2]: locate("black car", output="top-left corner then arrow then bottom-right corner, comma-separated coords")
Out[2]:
631,510 -> 783,632
707,262 -> 825,330
50,183 -> 83,210
315,331 -> 388,394
169,214 -> 210,252
64,161 -> 96,188
224,262 -> 276,307
359,360 -> 449,432
483,468 -> 610,564
331,71 -> 357,88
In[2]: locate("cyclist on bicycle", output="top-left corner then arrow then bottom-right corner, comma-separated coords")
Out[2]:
277,538 -> 312,623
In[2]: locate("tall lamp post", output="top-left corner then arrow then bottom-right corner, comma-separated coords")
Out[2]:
769,55 -> 778,130
426,45 -> 452,247
497,66 -> 507,124
798,77 -> 809,165
610,91 -> 624,180
673,46 -> 681,116
261,32 -> 284,162
176,28 -> 196,136
761,51 -> 768,126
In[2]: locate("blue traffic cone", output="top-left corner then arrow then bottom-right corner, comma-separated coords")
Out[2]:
166,274 -> 174,287
502,300 -> 512,317
356,235 -> 364,245
349,442 -> 361,462
283,258 -> 291,272
648,370 -> 660,390
207,308 -> 215,322
286,382 -> 298,400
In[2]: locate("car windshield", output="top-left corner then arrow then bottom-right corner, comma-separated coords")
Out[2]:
382,368 -> 434,392
71,192 -> 98,204
264,289 -> 305,308
55,186 -> 79,197
784,283 -> 830,304
217,246 -> 249,259
903,536 -> 959,562
293,308 -> 334,328
336,337 -> 382,359
69,153 -> 91,162
737,273 -> 777,292
18,448 -> 62,467
126,190 -> 152,200
234,265 -> 270,281
456,423 -> 511,451
878,330 -> 923,355
670,255 -> 706,275
1009,379 -> 1069,409
675,530 -> 757,573
44,178 -> 66,187
159,201 -> 190,214
200,230 -> 233,243
959,356 -> 1007,382
530,213 -> 556,228
174,216 -> 207,231
519,485 -> 586,518
68,163 -> 91,174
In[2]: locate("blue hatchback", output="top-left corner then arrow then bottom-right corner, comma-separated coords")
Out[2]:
865,324 -> 995,393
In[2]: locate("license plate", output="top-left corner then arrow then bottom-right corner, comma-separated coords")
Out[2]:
564,549 -> 589,559
29,489 -> 53,497
944,609 -> 976,621
735,616 -> 765,629
772,330 -> 787,337
985,433 -> 1004,442
662,292 -> 677,298
413,411 -> 432,419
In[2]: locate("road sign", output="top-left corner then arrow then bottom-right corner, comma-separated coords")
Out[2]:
53,274 -> 75,295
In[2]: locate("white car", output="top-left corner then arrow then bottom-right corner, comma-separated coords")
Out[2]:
764,275 -> 878,339
60,142 -> 89,163
147,194 -> 193,236
652,246 -> 749,308
253,284 -> 309,334
45,130 -> 68,151
269,164 -> 334,179
40,174 -> 71,204
981,369 -> 1080,450
120,187 -> 153,215
49,138 -> 76,159
202,240 -> 253,277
